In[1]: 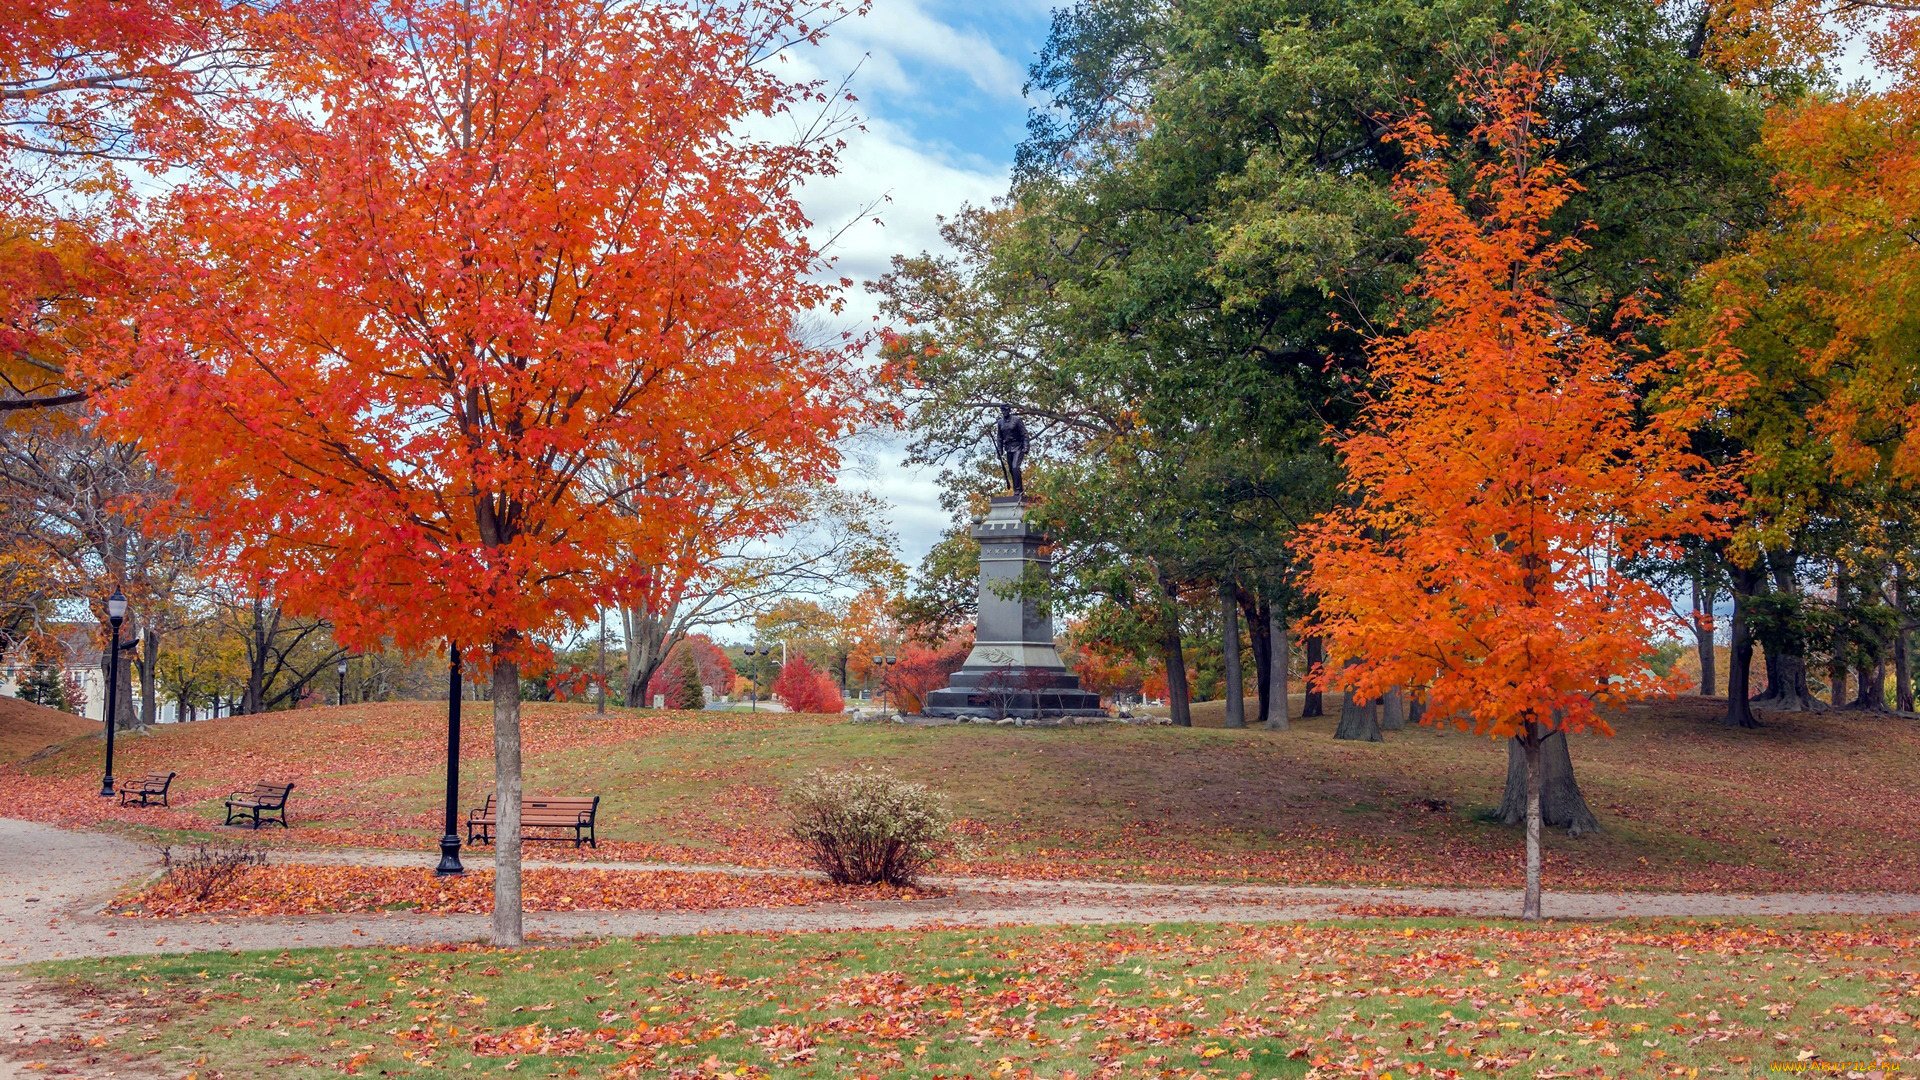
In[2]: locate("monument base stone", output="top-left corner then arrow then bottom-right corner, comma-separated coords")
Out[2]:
922,495 -> 1104,720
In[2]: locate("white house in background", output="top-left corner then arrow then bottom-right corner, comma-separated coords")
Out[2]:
0,623 -> 144,724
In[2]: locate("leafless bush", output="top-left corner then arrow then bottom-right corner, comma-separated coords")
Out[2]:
156,841 -> 268,901
785,767 -> 958,886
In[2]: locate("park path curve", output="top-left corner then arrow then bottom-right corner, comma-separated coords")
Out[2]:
5,817 -> 1920,967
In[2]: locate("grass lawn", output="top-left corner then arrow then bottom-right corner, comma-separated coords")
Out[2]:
27,918 -> 1920,1079
5,696 -> 1919,890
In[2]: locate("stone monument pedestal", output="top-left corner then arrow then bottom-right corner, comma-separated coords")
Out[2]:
923,495 -> 1105,719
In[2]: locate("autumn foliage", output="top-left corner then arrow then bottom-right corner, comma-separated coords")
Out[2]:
1302,56 -> 1737,917
72,0 -> 865,943
772,654 -> 843,714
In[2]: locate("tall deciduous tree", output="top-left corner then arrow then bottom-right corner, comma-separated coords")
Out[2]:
87,0 -> 863,945
1302,54 -> 1739,921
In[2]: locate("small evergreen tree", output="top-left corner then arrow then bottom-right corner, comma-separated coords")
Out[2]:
678,647 -> 706,709
16,664 -> 68,712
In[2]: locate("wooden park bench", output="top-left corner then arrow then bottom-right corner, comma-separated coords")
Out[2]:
466,794 -> 600,848
224,781 -> 296,829
117,771 -> 176,807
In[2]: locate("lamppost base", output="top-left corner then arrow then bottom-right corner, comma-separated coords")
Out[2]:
435,834 -> 465,876
99,778 -> 114,798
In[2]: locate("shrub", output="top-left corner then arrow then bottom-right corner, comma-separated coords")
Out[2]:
786,767 -> 956,886
772,654 -> 843,714
156,841 -> 268,901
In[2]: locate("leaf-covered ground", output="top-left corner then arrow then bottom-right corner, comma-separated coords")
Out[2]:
6,697 -> 1919,890
108,865 -> 930,917
28,919 -> 1920,1079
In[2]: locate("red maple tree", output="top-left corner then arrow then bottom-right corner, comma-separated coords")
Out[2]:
1301,53 -> 1739,920
86,0 -> 865,944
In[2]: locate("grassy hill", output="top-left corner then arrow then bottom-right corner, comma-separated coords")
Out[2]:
2,696 -> 1912,891
0,694 -> 96,765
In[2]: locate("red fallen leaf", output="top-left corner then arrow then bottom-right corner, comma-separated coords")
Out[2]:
108,863 -> 935,917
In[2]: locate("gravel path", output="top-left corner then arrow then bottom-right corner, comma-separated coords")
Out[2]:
6,817 -> 1920,968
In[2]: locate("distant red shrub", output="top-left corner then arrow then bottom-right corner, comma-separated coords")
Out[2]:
773,654 -> 843,714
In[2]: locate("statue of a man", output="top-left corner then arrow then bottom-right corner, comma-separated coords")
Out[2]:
994,404 -> 1029,496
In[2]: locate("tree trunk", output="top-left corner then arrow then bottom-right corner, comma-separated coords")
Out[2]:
1760,651 -> 1820,711
1520,724 -> 1543,922
1691,573 -> 1715,696
491,654 -> 524,947
1497,729 -> 1601,836
1752,547 -> 1821,711
1265,611 -> 1290,731
1334,659 -> 1381,741
620,601 -> 678,709
137,627 -> 159,726
1407,695 -> 1426,726
1245,596 -> 1271,728
1162,619 -> 1191,728
1379,687 -> 1406,731
1301,635 -> 1325,717
1851,661 -> 1888,711
1898,569 -> 1915,713
1724,565 -> 1761,728
1220,583 -> 1244,729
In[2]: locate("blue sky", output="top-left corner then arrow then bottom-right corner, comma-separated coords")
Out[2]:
791,0 -> 1059,571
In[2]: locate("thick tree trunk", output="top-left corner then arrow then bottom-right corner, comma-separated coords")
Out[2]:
620,601 -> 678,708
1758,651 -> 1821,711
1497,729 -> 1601,836
1407,695 -> 1426,726
1691,574 -> 1715,696
1334,659 -> 1381,741
1520,725 -> 1544,922
1851,661 -> 1888,711
1380,687 -> 1407,731
1246,597 -> 1271,728
137,628 -> 158,726
491,655 -> 524,947
1301,635 -> 1325,718
1724,565 -> 1761,728
1220,584 -> 1244,729
1752,547 -> 1821,711
1266,611 -> 1290,731
1162,619 -> 1191,728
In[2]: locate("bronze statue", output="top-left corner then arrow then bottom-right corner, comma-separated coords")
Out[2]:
994,404 -> 1028,496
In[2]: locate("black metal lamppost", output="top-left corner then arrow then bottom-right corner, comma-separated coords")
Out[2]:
99,588 -> 129,797
872,654 -> 897,719
743,644 -> 764,712
436,644 -> 464,875
337,658 -> 349,705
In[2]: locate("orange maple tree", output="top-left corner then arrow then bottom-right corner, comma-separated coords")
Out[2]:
82,0 -> 865,945
1686,6 -> 1920,489
1301,54 -> 1739,920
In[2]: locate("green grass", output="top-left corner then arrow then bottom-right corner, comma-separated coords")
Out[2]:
28,918 -> 1919,1079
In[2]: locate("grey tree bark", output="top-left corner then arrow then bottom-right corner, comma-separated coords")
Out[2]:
136,627 -> 159,726
1162,620 -> 1191,728
1520,724 -> 1544,921
1691,573 -> 1715,696
1497,729 -> 1602,836
1379,687 -> 1406,731
1334,659 -> 1381,742
1220,583 -> 1244,729
1265,611 -> 1290,731
491,656 -> 524,947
